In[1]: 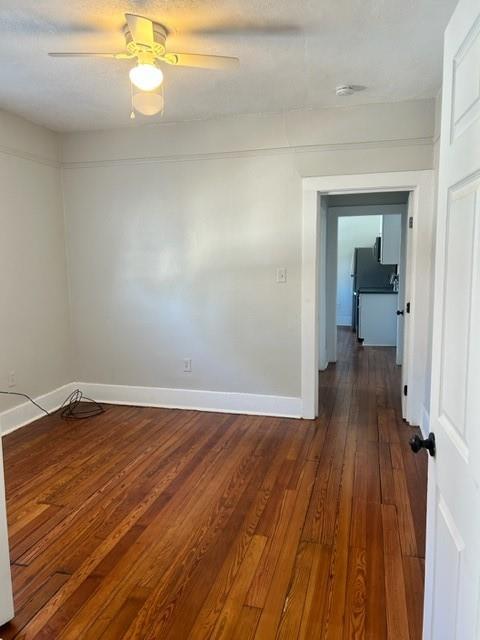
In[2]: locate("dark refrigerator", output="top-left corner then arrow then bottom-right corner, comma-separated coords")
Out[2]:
351,247 -> 395,329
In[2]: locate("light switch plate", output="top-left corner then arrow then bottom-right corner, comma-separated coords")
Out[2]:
276,267 -> 287,283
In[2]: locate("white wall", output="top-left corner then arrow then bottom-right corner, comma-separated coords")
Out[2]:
0,98 -> 437,426
61,99 -> 435,166
0,111 -> 71,432
61,99 -> 435,403
62,155 -> 301,397
336,215 -> 382,326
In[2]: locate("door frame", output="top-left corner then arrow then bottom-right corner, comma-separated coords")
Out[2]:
301,170 -> 434,424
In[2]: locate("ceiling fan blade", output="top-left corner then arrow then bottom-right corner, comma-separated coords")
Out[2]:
191,23 -> 302,37
0,11 -> 103,35
48,52 -> 131,59
166,53 -> 239,70
125,13 -> 154,46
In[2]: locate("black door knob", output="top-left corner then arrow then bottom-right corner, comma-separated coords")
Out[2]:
409,432 -> 436,457
396,310 -> 404,316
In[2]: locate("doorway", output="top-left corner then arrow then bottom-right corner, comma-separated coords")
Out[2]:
301,171 -> 435,426
324,192 -> 409,374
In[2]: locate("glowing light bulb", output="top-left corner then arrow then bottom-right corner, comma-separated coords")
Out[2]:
129,64 -> 163,91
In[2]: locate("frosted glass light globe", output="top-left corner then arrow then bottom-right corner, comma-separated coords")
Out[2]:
129,64 -> 163,92
132,91 -> 164,116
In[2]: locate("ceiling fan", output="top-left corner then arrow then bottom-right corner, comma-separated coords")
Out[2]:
48,13 -> 240,117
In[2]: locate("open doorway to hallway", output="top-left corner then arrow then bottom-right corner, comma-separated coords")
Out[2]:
302,170 -> 435,425
319,191 -> 411,418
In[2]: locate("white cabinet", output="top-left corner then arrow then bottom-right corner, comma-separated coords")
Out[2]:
358,293 -> 398,346
380,214 -> 402,265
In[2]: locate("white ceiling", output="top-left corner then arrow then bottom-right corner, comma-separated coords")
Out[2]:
0,0 -> 457,132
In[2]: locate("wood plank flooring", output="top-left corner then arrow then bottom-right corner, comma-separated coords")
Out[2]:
0,328 -> 427,639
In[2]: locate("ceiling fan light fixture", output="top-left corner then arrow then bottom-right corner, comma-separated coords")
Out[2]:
48,13 -> 239,119
129,63 -> 163,91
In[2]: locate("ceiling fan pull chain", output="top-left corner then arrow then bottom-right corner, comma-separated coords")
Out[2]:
130,81 -> 136,119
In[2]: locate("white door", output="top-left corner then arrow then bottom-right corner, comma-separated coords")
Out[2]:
0,439 -> 14,625
423,0 -> 480,638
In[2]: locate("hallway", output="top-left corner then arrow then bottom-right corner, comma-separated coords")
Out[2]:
1,328 -> 426,639
316,327 -> 427,638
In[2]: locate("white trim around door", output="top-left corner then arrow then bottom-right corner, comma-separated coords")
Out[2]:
301,170 -> 435,424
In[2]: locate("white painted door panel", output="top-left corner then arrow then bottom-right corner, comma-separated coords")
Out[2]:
0,439 -> 14,625
424,0 -> 480,638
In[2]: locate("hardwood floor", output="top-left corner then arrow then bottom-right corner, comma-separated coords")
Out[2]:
0,328 -> 427,639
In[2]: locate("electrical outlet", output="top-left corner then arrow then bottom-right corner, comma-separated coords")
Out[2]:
8,371 -> 16,388
276,267 -> 287,283
183,358 -> 192,373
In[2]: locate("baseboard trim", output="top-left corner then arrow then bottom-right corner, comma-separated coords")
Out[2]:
362,342 -> 397,347
0,383 -> 76,436
1,382 -> 302,436
77,382 -> 303,419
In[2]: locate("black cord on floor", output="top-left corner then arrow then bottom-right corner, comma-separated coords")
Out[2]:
59,389 -> 104,419
0,390 -> 50,415
0,388 -> 104,420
